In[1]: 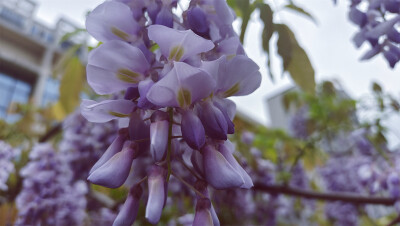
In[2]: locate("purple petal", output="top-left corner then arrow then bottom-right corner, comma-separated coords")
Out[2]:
138,79 -> 156,109
222,55 -> 261,97
217,36 -> 244,56
89,130 -> 128,174
147,25 -> 214,61
88,141 -> 136,188
124,86 -> 140,100
388,27 -> 400,43
113,185 -> 142,226
202,145 -> 244,189
197,101 -> 228,140
193,198 -> 213,226
191,149 -> 204,176
146,62 -> 216,108
212,100 -> 234,134
156,7 -> 173,28
360,44 -> 383,60
218,142 -> 253,189
365,15 -> 400,39
86,1 -> 140,42
150,120 -> 169,162
81,99 -> 135,123
87,40 -> 150,95
348,6 -> 367,27
187,6 -> 210,36
213,98 -> 236,120
146,166 -> 167,224
181,110 -> 206,150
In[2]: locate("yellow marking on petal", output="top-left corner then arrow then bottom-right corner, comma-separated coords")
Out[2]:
177,88 -> 192,108
109,111 -> 130,118
169,45 -> 184,61
111,27 -> 130,41
223,83 -> 240,97
117,68 -> 141,83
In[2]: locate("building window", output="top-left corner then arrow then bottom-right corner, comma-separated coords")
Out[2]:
0,73 -> 31,122
41,77 -> 59,107
0,7 -> 25,28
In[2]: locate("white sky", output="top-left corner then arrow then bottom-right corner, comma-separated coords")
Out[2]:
32,0 -> 400,134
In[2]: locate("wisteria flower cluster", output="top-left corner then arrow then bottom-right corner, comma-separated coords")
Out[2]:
16,143 -> 87,225
342,0 -> 400,67
0,140 -> 18,191
81,0 -> 261,225
60,111 -> 118,181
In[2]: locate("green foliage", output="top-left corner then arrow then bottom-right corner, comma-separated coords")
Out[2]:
284,3 -> 317,24
257,2 -> 274,81
275,24 -> 315,94
230,0 -> 316,92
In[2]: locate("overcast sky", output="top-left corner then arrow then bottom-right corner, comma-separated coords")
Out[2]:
32,0 -> 400,141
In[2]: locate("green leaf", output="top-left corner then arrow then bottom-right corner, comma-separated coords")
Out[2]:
235,0 -> 252,43
372,82 -> 383,94
257,3 -> 275,81
59,28 -> 86,43
56,57 -> 85,119
53,44 -> 81,77
275,24 -> 315,94
284,3 -> 317,25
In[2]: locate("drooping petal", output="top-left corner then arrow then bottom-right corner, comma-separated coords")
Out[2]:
193,198 -> 213,226
218,143 -> 253,189
213,98 -> 236,120
88,141 -> 136,188
148,25 -> 214,61
202,145 -> 244,189
146,62 -> 216,108
113,185 -> 142,226
181,110 -> 206,150
86,1 -> 141,42
146,165 -> 167,224
87,40 -> 150,95
365,15 -> 400,39
212,100 -> 234,134
197,101 -> 228,140
81,99 -> 135,123
89,130 -> 128,174
150,120 -> 169,162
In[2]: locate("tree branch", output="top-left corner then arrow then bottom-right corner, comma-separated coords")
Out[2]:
253,183 -> 396,206
39,123 -> 62,143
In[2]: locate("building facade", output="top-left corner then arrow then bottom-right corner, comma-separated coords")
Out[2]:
0,0 -> 86,122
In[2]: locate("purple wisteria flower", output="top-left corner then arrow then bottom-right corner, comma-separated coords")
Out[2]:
342,0 -> 400,68
0,140 -> 18,191
16,143 -> 87,226
82,0 -> 261,224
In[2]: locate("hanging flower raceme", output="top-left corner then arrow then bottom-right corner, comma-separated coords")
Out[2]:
82,0 -> 261,224
336,0 -> 400,68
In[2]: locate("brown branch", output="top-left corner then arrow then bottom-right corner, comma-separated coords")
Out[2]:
39,123 -> 62,142
253,183 -> 396,206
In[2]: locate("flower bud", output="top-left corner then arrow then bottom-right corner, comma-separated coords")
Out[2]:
150,111 -> 170,162
146,165 -> 167,224
88,141 -> 137,188
113,184 -> 143,226
193,198 -> 213,226
202,144 -> 244,189
181,110 -> 206,150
